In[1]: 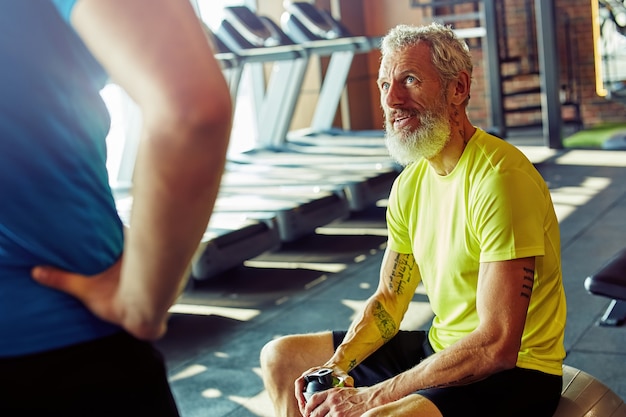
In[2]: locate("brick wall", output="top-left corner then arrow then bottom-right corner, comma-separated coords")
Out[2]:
342,0 -> 626,133
257,0 -> 625,134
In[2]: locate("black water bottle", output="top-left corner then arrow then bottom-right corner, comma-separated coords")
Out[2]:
303,368 -> 338,402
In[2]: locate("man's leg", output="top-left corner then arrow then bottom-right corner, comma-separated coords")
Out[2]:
362,394 -> 443,417
260,331 -> 335,417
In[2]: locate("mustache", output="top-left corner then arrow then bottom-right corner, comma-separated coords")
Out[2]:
387,109 -> 418,120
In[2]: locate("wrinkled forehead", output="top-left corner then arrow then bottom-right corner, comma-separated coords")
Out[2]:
378,42 -> 432,78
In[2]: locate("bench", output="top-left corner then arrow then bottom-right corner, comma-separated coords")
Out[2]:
584,248 -> 626,326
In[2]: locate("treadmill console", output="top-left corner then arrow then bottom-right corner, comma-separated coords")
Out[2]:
284,2 -> 343,40
222,6 -> 282,47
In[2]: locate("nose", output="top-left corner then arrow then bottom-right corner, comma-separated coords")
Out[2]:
383,82 -> 406,109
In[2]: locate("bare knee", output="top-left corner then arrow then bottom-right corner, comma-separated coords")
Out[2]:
260,332 -> 335,382
260,335 -> 305,369
259,335 -> 291,375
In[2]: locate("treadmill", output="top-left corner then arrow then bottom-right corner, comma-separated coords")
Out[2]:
280,2 -> 388,147
214,6 -> 399,211
114,192 -> 280,281
220,164 -> 393,212
105,45 -> 282,282
204,15 -> 353,243
219,6 -> 392,156
110,9 -> 350,282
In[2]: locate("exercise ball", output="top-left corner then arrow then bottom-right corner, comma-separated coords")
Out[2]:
553,365 -> 626,416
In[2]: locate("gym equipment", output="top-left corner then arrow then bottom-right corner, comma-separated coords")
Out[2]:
203,13 -> 354,247
220,164 -> 396,212
281,2 -> 388,147
554,365 -> 626,416
584,247 -> 626,326
114,194 -> 281,281
212,190 -> 349,243
216,5 -> 396,162
213,6 -> 400,212
106,85 -> 283,281
555,249 -> 626,415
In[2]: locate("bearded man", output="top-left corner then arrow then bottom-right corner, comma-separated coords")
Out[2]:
260,22 -> 566,417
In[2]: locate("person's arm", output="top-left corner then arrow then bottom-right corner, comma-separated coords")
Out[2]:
295,248 -> 420,410
327,248 -> 420,374
32,0 -> 231,340
300,256 -> 534,416
372,256 -> 534,403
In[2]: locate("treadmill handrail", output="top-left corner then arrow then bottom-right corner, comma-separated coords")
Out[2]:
294,37 -> 361,55
235,44 -> 306,62
214,51 -> 239,69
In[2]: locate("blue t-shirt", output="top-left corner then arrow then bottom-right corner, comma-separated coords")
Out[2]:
0,1 -> 124,356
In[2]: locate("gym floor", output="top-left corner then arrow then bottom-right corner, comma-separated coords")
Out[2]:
155,132 -> 626,417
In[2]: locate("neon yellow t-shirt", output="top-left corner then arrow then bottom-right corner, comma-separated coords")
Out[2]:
386,128 -> 566,376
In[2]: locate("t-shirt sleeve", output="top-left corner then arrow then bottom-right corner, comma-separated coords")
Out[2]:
471,168 -> 547,262
386,176 -> 414,254
51,0 -> 78,22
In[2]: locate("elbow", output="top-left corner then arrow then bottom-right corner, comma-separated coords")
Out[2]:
191,84 -> 233,137
122,312 -> 169,341
476,322 -> 523,372
187,76 -> 233,131
487,341 -> 520,372
114,296 -> 172,341
144,80 -> 233,154
128,324 -> 166,342
494,349 -> 519,371
172,89 -> 233,150
189,99 -> 233,155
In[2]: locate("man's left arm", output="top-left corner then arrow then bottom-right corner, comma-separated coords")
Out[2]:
372,256 -> 534,401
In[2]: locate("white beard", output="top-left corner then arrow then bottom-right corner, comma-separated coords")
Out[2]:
385,110 -> 451,166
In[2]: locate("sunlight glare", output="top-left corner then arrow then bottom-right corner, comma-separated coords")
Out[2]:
244,260 -> 347,273
169,304 -> 261,321
202,388 -> 223,399
170,364 -> 208,382
550,176 -> 611,222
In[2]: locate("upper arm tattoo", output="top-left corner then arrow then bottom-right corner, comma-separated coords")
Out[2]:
521,266 -> 534,299
387,253 -> 416,295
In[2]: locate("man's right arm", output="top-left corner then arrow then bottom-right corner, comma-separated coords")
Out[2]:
33,0 -> 232,340
325,248 -> 420,377
76,0 -> 232,340
295,248 -> 420,414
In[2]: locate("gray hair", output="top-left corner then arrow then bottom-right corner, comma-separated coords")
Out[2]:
380,22 -> 473,86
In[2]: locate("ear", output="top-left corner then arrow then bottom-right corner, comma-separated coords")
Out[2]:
449,70 -> 471,106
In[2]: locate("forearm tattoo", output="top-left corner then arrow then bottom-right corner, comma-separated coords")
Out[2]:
373,300 -> 396,341
387,254 -> 416,295
521,267 -> 534,299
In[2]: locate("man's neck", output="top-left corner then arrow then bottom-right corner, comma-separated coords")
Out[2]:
427,121 -> 476,176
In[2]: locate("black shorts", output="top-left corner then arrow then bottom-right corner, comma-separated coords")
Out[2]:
333,330 -> 562,417
0,331 -> 180,417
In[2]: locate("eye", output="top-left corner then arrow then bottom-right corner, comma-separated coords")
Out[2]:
406,75 -> 416,85
380,82 -> 390,91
